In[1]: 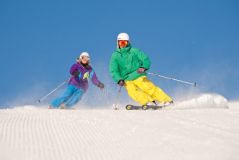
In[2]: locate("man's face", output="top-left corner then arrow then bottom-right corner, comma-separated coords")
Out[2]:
81,56 -> 90,64
118,40 -> 129,48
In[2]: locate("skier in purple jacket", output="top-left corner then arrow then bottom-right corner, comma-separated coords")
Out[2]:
50,52 -> 104,109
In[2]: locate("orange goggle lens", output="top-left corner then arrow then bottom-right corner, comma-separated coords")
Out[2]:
118,40 -> 129,47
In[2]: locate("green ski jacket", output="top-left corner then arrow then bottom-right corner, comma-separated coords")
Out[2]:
109,44 -> 151,83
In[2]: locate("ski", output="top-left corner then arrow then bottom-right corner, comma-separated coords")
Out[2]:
125,105 -> 142,110
125,104 -> 164,110
142,105 -> 164,110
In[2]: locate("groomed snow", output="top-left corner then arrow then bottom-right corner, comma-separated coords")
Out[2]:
0,94 -> 239,160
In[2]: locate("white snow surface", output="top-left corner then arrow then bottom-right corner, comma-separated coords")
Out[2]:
0,94 -> 239,160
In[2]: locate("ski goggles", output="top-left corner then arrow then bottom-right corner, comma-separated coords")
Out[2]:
118,40 -> 129,47
80,55 -> 90,61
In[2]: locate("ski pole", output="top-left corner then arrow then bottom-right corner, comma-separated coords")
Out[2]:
113,86 -> 122,110
148,72 -> 197,87
37,79 -> 68,103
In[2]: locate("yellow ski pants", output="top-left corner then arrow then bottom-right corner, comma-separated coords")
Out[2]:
125,76 -> 172,105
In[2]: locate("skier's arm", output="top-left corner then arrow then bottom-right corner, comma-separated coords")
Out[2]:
89,69 -> 100,86
109,54 -> 122,83
89,69 -> 104,89
70,64 -> 80,77
136,49 -> 151,70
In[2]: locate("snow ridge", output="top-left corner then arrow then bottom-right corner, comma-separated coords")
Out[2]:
172,93 -> 228,110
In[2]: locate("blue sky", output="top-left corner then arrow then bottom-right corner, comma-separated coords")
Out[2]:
0,0 -> 238,106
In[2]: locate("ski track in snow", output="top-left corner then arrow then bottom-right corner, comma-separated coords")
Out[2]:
0,94 -> 239,160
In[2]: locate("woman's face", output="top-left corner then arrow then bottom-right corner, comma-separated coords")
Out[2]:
81,56 -> 90,64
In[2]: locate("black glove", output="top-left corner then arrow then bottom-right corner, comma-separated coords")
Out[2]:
118,80 -> 125,87
97,82 -> 104,89
137,68 -> 146,74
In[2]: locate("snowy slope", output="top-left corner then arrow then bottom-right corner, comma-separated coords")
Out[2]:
0,94 -> 239,160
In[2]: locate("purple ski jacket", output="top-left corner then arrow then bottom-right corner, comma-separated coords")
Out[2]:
68,62 -> 101,92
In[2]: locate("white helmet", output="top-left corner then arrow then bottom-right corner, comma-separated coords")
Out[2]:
117,33 -> 130,41
78,52 -> 90,61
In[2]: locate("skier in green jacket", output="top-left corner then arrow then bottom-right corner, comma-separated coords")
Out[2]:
109,33 -> 173,106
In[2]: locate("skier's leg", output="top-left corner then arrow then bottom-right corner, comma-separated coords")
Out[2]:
50,85 -> 75,108
135,76 -> 173,103
125,80 -> 153,105
65,88 -> 84,107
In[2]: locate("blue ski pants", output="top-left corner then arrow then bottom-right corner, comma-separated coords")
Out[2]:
50,85 -> 84,108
